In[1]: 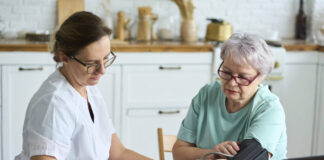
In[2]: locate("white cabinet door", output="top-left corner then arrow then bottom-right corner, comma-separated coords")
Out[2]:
96,65 -> 121,134
282,64 -> 317,158
0,65 -> 2,159
314,56 -> 324,155
1,65 -> 55,160
122,64 -> 211,108
121,64 -> 211,159
122,108 -> 188,160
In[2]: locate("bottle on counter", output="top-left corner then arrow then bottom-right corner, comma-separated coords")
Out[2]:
295,0 -> 307,40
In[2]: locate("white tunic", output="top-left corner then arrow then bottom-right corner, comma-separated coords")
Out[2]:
15,69 -> 115,160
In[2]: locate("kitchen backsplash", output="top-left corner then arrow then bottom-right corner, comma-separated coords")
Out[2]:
0,0 -> 323,40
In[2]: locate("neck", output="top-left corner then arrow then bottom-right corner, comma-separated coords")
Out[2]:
226,99 -> 248,113
60,67 -> 88,99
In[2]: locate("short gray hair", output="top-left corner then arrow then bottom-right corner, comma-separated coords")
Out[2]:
220,33 -> 274,76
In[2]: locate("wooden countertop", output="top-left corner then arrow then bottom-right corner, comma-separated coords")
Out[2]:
281,39 -> 322,51
0,39 -> 215,52
0,39 -> 323,52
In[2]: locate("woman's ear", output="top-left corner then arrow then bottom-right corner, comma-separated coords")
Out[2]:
59,52 -> 69,64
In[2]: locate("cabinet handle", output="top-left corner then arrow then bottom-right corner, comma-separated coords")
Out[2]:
19,67 -> 43,71
159,66 -> 181,70
274,61 -> 280,69
158,110 -> 180,115
265,75 -> 283,81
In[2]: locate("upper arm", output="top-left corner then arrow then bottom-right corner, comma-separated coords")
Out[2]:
24,96 -> 74,159
244,101 -> 286,154
177,86 -> 207,144
30,155 -> 57,160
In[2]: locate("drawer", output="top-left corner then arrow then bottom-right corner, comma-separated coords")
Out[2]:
121,108 -> 188,159
122,64 -> 210,108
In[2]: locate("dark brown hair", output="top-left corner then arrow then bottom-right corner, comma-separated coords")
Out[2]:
50,11 -> 112,62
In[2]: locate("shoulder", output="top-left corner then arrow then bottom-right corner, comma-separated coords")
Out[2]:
27,70 -> 81,120
190,81 -> 223,111
251,84 -> 285,119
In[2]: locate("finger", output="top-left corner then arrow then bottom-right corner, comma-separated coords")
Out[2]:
220,145 -> 231,155
228,141 -> 240,151
226,144 -> 238,155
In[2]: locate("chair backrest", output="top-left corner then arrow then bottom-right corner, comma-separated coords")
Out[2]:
157,128 -> 177,160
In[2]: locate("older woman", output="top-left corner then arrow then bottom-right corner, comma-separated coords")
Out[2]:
172,33 -> 286,160
15,11 -> 151,160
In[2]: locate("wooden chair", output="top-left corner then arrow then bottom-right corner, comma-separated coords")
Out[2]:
157,128 -> 177,160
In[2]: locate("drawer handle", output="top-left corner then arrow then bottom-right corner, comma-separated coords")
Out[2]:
159,66 -> 181,70
158,110 -> 180,115
19,67 -> 43,71
265,75 -> 283,81
274,61 -> 280,69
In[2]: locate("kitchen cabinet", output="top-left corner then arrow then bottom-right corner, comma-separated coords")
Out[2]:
122,108 -> 188,159
0,51 -> 213,160
121,64 -> 211,159
1,65 -> 55,160
121,64 -> 210,108
313,53 -> 324,155
282,51 -> 318,158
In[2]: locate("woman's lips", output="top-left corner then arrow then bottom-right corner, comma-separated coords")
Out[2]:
226,89 -> 239,94
90,77 -> 100,80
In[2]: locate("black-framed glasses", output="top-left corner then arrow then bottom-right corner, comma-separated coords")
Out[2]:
68,51 -> 116,74
217,61 -> 259,86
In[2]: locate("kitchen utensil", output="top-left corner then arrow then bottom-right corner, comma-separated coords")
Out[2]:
320,25 -> 324,35
124,18 -> 131,40
157,15 -> 176,41
137,6 -> 153,41
151,13 -> 158,40
295,0 -> 307,39
25,32 -> 50,42
0,17 -> 5,39
57,0 -> 84,26
117,11 -> 125,41
3,31 -> 18,39
181,19 -> 197,43
205,18 -> 232,42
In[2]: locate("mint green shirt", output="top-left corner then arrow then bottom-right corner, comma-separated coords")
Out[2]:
178,81 -> 287,160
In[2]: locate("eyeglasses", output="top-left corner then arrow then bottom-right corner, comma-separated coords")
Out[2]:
68,51 -> 116,74
217,61 -> 259,86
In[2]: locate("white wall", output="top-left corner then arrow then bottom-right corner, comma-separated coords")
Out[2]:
0,0 -> 323,40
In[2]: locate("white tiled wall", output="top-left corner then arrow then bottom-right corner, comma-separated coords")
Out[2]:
0,0 -> 323,40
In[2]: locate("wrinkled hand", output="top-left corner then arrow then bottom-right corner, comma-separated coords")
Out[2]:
213,141 -> 240,156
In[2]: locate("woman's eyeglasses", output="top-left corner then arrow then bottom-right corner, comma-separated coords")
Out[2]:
217,61 -> 259,86
68,51 -> 116,74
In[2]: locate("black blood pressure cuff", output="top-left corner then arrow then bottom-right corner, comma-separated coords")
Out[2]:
228,139 -> 268,160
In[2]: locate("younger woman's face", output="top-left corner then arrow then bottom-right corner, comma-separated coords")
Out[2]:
64,35 -> 111,86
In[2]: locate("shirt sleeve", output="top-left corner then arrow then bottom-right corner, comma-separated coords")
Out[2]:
244,100 -> 286,155
177,84 -> 208,144
23,95 -> 75,159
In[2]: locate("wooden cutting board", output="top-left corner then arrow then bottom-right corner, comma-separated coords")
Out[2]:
57,0 -> 85,26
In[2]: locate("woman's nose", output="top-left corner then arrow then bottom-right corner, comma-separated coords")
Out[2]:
228,77 -> 239,86
97,63 -> 106,75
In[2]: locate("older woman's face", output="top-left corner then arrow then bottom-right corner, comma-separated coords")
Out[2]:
64,35 -> 111,86
220,57 -> 263,103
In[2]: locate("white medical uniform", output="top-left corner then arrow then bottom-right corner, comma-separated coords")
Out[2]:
15,69 -> 115,160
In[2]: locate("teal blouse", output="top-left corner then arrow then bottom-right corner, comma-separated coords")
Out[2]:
177,81 -> 287,160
